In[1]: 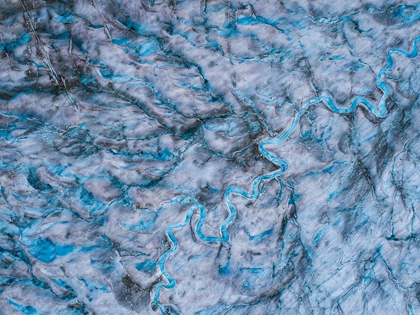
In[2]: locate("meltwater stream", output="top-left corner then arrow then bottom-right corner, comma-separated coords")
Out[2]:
152,36 -> 420,314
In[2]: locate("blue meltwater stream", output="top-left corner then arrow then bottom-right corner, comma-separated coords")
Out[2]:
152,36 -> 420,314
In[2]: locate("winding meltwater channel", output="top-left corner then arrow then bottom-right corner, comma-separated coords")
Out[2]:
151,36 -> 420,314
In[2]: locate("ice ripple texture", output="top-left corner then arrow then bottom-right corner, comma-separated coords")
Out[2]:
1,1 -> 420,314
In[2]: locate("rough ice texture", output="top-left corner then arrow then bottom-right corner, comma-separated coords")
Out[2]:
1,0 -> 420,314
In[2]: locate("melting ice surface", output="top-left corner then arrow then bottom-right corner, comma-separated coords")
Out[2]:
1,1 -> 420,315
